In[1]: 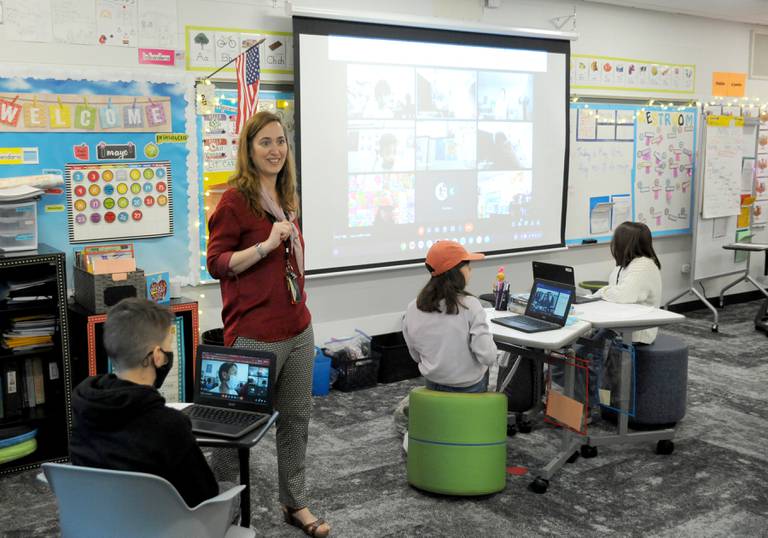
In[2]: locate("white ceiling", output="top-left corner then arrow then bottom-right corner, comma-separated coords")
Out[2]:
584,0 -> 768,26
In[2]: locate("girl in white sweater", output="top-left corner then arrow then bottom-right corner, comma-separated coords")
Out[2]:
582,221 -> 662,416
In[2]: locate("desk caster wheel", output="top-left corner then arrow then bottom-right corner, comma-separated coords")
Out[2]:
567,451 -> 579,464
506,424 -> 517,437
711,324 -> 718,332
528,477 -> 549,494
656,439 -> 674,455
517,420 -> 533,434
580,445 -> 598,459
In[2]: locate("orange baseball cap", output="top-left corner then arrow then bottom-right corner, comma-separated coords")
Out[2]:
425,240 -> 485,276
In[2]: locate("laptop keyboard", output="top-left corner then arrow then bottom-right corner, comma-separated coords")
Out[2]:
516,316 -> 557,329
184,405 -> 261,426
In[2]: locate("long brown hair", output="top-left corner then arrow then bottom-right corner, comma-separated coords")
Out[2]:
228,111 -> 298,217
610,221 -> 661,269
416,261 -> 470,315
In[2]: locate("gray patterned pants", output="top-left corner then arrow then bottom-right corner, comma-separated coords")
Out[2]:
234,325 -> 315,508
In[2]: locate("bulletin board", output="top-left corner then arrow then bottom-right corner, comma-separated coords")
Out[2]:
197,86 -> 294,283
0,65 -> 198,284
566,102 -> 698,245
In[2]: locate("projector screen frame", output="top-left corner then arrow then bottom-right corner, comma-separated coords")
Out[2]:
293,15 -> 571,276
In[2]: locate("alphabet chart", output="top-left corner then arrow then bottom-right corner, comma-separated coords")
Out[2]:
66,161 -> 173,243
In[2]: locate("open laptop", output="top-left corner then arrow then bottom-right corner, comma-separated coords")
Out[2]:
492,279 -> 576,333
182,344 -> 276,439
532,261 -> 601,304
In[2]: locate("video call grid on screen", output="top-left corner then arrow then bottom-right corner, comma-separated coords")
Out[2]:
199,352 -> 271,405
295,17 -> 569,274
529,281 -> 571,318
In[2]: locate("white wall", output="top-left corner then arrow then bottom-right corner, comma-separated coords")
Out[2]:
4,0 -> 768,341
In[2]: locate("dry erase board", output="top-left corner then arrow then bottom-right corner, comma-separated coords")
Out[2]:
566,102 -> 698,245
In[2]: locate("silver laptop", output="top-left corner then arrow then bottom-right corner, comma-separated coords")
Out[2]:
182,344 -> 276,439
532,261 -> 600,304
492,279 -> 576,333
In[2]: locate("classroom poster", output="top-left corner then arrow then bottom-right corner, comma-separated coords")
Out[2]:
185,25 -> 293,78
571,54 -> 695,94
633,108 -> 697,231
0,65 -> 198,283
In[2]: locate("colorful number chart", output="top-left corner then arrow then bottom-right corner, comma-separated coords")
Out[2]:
66,161 -> 173,243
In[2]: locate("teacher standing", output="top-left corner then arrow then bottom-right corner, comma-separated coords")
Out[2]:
207,111 -> 329,537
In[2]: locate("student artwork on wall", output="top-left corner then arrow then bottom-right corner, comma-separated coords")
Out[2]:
633,108 -> 697,230
0,65 -> 198,284
571,54 -> 695,94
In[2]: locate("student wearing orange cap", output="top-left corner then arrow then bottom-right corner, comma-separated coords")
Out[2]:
402,240 -> 498,392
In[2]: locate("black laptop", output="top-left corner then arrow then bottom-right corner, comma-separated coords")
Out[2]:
532,261 -> 601,304
492,279 -> 576,333
182,344 -> 276,438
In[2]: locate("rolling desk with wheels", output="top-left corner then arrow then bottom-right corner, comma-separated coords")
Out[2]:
574,302 -> 685,458
486,308 -> 592,493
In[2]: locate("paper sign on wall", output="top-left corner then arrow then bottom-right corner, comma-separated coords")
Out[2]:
712,72 -> 747,97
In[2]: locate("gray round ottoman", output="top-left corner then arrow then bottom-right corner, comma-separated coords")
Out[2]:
602,333 -> 688,429
631,333 -> 688,428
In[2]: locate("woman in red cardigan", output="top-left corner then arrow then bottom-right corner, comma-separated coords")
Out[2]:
207,111 -> 329,538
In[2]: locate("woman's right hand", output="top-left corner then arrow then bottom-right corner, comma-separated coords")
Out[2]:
265,220 -> 293,251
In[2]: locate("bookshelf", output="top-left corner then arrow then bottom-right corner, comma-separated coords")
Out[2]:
68,299 -> 199,403
0,244 -> 73,475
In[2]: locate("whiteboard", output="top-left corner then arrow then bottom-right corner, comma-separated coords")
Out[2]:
692,118 -> 756,282
701,116 -> 743,219
566,102 -> 698,244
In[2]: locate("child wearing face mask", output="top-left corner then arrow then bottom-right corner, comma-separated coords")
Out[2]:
69,298 -> 219,509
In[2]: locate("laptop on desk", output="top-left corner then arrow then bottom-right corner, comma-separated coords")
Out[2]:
532,261 -> 601,304
182,345 -> 276,439
492,279 -> 576,333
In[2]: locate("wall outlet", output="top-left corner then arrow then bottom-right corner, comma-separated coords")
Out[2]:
681,263 -> 691,274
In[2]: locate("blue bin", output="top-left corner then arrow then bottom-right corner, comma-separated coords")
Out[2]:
312,347 -> 331,396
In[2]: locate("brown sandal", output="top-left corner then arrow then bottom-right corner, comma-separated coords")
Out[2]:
282,506 -> 330,538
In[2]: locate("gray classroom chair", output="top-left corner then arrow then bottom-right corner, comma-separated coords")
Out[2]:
42,463 -> 255,538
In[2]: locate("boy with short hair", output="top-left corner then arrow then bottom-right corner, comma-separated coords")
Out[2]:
69,298 -> 218,508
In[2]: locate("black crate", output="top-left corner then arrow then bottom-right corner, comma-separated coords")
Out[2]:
372,332 -> 421,384
73,266 -> 145,314
326,349 -> 380,392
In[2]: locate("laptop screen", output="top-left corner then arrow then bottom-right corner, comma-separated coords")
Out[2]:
526,279 -> 575,324
195,345 -> 275,412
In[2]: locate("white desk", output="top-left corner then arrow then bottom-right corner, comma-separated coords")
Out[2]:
487,308 -> 591,493
485,308 -> 592,350
487,302 -> 687,493
574,301 -> 685,455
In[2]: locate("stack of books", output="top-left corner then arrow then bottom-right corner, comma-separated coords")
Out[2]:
2,314 -> 56,353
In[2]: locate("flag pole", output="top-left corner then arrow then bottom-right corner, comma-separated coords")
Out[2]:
201,38 -> 266,82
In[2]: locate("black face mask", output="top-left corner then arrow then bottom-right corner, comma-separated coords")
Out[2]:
153,349 -> 174,389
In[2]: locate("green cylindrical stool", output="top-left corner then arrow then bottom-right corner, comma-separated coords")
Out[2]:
407,388 -> 507,495
579,280 -> 608,293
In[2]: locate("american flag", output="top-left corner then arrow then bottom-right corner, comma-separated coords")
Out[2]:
235,44 -> 260,133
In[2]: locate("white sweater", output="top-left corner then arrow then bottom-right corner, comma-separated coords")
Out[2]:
402,295 -> 498,387
593,256 -> 662,344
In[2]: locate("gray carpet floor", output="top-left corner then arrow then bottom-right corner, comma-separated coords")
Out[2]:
1,300 -> 767,537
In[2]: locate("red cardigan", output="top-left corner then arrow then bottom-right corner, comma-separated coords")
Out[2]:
207,188 -> 311,345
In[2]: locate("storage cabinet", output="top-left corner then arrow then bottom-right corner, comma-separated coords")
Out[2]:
0,244 -> 73,475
